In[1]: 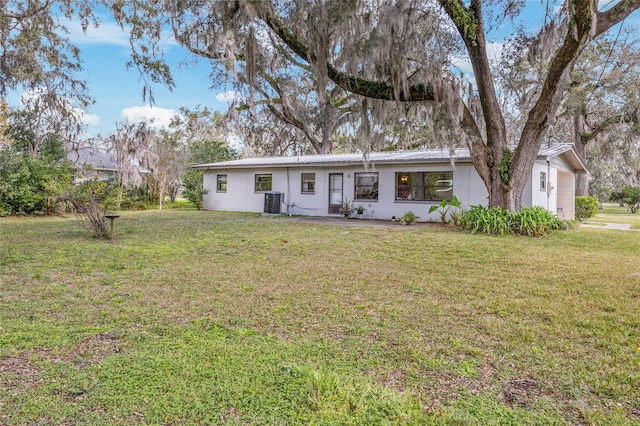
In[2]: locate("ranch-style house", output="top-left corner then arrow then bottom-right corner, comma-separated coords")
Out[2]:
193,143 -> 587,221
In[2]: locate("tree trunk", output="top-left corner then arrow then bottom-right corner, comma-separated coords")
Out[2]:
483,143 -> 530,211
317,138 -> 332,154
573,114 -> 589,196
116,182 -> 124,209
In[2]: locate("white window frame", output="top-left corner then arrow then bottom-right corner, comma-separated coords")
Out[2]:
540,172 -> 547,192
216,174 -> 227,192
254,174 -> 272,192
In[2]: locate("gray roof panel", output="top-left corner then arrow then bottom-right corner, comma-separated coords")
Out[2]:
193,143 -> 587,173
193,148 -> 471,169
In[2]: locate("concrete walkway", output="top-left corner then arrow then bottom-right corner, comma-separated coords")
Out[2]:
581,222 -> 634,231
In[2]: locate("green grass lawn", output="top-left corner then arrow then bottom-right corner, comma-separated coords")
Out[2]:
1,211 -> 639,425
586,203 -> 640,229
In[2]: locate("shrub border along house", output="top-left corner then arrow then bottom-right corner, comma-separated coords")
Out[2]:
461,205 -> 568,236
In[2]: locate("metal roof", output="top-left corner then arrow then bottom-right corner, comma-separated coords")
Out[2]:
538,144 -> 588,172
193,148 -> 471,169
67,148 -> 118,171
193,143 -> 587,173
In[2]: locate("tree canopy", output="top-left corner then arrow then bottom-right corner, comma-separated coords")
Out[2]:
2,1 -> 639,210
109,0 -> 640,209
0,1 -> 95,137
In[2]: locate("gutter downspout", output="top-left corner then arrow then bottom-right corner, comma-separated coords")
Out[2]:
286,167 -> 291,216
546,158 -> 551,212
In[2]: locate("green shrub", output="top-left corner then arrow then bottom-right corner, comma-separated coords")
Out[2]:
428,196 -> 462,224
574,196 -> 599,220
0,149 -> 72,216
610,186 -> 640,213
117,185 -> 153,211
460,205 -> 513,235
182,169 -> 208,210
398,211 -> 419,225
461,205 -> 566,237
514,206 -> 565,237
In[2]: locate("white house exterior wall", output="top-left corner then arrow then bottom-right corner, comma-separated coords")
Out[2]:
530,161 -> 557,214
556,172 -> 575,219
285,168 -> 330,216
522,172 -> 533,208
203,163 -> 489,221
199,145 -> 585,221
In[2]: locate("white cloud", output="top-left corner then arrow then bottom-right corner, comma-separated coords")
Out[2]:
215,90 -> 241,103
79,111 -> 100,126
65,18 -> 130,47
486,42 -> 504,62
451,41 -> 504,78
450,56 -> 474,76
226,133 -> 243,151
120,105 -> 181,129
63,15 -> 178,48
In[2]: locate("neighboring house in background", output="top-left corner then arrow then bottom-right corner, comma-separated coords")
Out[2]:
67,148 -> 118,182
193,144 -> 587,220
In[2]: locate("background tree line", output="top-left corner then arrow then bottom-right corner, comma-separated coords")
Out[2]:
0,101 -> 235,217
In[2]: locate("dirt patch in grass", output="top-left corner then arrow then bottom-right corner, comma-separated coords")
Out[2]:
500,378 -> 543,408
0,331 -> 122,392
66,331 -> 122,368
0,350 -> 45,392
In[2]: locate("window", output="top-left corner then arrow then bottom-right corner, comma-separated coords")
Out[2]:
216,174 -> 227,192
355,172 -> 379,200
254,174 -> 272,192
540,172 -> 547,192
301,173 -> 315,193
395,171 -> 453,201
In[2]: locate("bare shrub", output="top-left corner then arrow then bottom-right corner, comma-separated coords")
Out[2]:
69,180 -> 114,239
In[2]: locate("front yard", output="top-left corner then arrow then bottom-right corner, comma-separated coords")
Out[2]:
1,211 -> 638,424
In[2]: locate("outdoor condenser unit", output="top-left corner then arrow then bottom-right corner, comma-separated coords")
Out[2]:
264,191 -> 282,214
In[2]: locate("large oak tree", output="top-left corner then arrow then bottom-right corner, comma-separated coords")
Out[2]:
113,0 -> 640,210
498,26 -> 640,196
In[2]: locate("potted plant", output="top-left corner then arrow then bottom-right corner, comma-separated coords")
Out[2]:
356,204 -> 365,215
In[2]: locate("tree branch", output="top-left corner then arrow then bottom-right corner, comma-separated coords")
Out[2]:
258,8 -> 435,102
506,0 -> 597,194
258,73 -> 324,153
437,0 -> 478,47
596,0 -> 640,36
582,108 -> 639,143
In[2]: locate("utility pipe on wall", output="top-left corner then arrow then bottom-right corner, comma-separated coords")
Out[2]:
286,167 -> 291,215
547,159 -> 551,212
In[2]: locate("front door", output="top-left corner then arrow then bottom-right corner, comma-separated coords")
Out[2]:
328,173 -> 343,214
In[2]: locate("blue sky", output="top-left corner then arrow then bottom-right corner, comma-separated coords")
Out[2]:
65,16 -> 236,136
